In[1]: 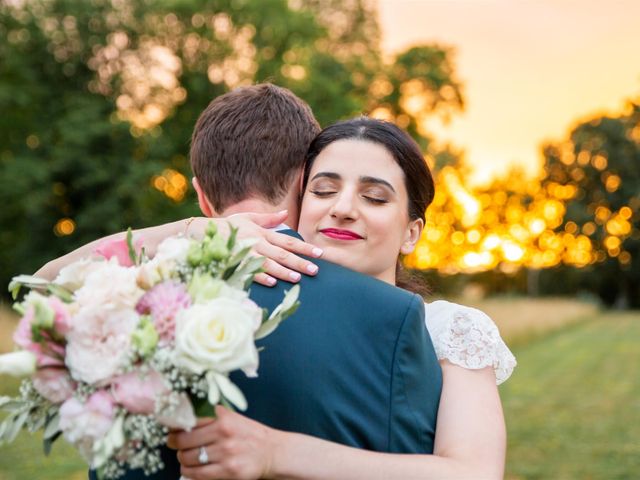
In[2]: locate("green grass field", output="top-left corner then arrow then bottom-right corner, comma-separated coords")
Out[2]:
1,305 -> 638,479
502,312 -> 640,479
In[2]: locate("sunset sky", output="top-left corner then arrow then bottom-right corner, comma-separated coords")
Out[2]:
378,0 -> 640,184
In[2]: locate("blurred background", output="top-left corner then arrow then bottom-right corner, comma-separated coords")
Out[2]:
0,0 -> 638,478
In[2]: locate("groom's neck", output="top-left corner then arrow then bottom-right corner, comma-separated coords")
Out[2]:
220,197 -> 299,229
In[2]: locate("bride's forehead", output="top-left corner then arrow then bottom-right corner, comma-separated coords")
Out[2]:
314,140 -> 401,175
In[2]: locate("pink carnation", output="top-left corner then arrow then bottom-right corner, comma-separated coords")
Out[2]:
136,281 -> 190,344
94,235 -> 143,267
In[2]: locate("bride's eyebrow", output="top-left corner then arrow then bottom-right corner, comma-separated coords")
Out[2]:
359,176 -> 395,193
310,172 -> 340,182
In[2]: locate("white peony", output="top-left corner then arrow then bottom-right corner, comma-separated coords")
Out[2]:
65,306 -> 139,384
74,262 -> 143,311
173,298 -> 262,377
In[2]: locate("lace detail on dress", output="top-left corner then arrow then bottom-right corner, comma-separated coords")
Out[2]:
425,301 -> 516,385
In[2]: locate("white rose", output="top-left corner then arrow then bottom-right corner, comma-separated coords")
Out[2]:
174,298 -> 262,377
54,258 -> 106,292
66,306 -> 139,384
74,262 -> 143,310
0,351 -> 37,377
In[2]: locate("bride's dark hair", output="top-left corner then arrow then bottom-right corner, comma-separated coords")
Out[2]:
302,117 -> 435,295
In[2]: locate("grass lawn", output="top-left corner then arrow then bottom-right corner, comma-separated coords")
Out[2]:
502,311 -> 640,479
1,304 -> 638,479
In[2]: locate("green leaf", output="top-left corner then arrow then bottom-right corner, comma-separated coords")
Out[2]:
43,411 -> 60,440
126,228 -> 138,265
193,397 -> 216,418
43,431 -> 61,456
226,224 -> 239,251
255,285 -> 300,340
226,256 -> 265,289
8,275 -> 49,299
46,283 -> 73,303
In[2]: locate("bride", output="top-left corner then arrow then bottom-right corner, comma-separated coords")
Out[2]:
166,117 -> 516,479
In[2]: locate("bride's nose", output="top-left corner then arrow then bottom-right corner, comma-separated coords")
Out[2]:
329,190 -> 358,220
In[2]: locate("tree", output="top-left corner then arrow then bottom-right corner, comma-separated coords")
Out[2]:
541,101 -> 640,306
0,0 -> 464,292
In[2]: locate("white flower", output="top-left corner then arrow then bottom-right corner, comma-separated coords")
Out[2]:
137,236 -> 192,288
92,414 -> 125,469
0,351 -> 37,377
74,262 -> 143,310
54,258 -> 106,292
59,391 -> 116,465
156,392 -> 197,431
65,306 -> 139,384
173,298 -> 262,377
188,273 -> 249,305
155,236 -> 191,264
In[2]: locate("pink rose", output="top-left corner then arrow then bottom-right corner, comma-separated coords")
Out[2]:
111,370 -> 168,414
59,390 -> 115,461
93,235 -> 143,267
33,368 -> 75,403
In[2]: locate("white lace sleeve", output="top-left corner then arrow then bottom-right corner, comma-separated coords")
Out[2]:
424,300 -> 517,385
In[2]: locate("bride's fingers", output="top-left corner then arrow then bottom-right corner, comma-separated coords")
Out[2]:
254,272 -> 277,287
177,444 -> 221,467
264,230 -> 323,259
259,257 -> 303,285
256,240 -> 320,279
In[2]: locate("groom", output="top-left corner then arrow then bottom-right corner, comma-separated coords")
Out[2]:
96,84 -> 442,478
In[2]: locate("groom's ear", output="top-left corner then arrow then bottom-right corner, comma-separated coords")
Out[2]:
400,218 -> 424,255
192,177 -> 215,217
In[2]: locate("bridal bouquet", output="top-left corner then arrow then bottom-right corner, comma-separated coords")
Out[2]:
0,223 -> 299,479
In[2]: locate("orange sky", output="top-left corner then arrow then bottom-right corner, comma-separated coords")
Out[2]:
378,0 -> 640,184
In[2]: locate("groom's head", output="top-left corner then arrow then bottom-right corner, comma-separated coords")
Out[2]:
190,83 -> 320,221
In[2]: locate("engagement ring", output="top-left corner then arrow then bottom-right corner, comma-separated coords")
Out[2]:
198,446 -> 209,465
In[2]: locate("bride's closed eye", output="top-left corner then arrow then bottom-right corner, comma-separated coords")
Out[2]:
309,189 -> 336,197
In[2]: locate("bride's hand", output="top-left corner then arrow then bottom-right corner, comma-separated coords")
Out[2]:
188,210 -> 322,287
168,406 -> 278,480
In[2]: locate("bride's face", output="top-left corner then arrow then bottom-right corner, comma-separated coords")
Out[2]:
298,139 -> 422,284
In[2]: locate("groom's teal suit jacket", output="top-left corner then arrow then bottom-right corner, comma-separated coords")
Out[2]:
93,230 -> 442,479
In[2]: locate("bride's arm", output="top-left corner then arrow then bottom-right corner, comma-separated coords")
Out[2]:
169,363 -> 505,480
34,211 -> 322,287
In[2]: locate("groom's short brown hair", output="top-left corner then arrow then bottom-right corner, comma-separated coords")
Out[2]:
190,83 -> 320,213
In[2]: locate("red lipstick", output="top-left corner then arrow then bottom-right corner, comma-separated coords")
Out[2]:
320,228 -> 364,241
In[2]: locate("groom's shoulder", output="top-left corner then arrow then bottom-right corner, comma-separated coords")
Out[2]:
313,256 -> 416,302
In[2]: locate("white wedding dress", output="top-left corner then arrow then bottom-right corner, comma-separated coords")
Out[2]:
424,300 -> 516,384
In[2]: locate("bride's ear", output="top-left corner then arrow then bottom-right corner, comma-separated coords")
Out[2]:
400,218 -> 424,255
192,177 -> 215,217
